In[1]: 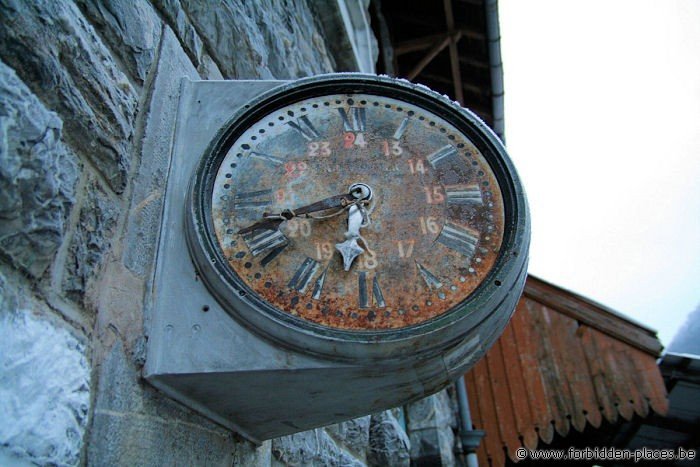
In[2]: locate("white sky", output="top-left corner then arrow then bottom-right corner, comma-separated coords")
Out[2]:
499,0 -> 700,347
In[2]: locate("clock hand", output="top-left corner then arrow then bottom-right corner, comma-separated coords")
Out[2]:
335,183 -> 374,271
335,204 -> 366,271
237,188 -> 367,235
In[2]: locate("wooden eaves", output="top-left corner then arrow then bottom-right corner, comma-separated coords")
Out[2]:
464,275 -> 669,466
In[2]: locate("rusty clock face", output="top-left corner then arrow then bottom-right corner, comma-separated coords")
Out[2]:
188,76 -> 514,340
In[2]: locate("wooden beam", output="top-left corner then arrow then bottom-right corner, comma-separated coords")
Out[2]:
371,0 -> 396,76
395,29 -> 484,55
523,276 -> 663,357
444,0 -> 464,104
460,56 -> 489,69
406,33 -> 455,80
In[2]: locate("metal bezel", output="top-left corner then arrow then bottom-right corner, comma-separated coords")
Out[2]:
185,73 -> 530,362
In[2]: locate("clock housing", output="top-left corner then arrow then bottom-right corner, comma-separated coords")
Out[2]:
144,76 -> 529,442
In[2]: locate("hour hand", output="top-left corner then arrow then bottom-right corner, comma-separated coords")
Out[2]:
289,193 -> 357,217
237,192 -> 357,235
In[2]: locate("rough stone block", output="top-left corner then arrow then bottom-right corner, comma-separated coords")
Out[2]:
77,0 -> 162,84
406,390 -> 456,431
325,416 -> 371,462
63,177 -> 118,304
123,27 -> 199,277
151,0 -> 205,68
0,61 -> 79,278
94,260 -> 146,354
88,341 -> 238,465
311,0 -> 379,73
368,409 -> 410,467
199,53 -> 224,80
234,439 -> 272,467
0,270 -> 90,467
0,0 -> 138,193
406,390 -> 457,466
408,428 -> 454,466
272,428 -> 364,466
180,0 -> 335,79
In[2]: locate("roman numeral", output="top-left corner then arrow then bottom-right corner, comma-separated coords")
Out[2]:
416,262 -> 442,289
288,257 -> 320,293
358,273 -> 386,308
372,276 -> 386,308
358,271 -> 369,308
250,151 -> 284,165
233,189 -> 272,209
287,116 -> 320,141
426,145 -> 457,168
437,222 -> 479,259
338,107 -> 366,132
393,117 -> 410,140
311,266 -> 328,300
243,229 -> 289,257
445,184 -> 483,205
260,243 -> 288,267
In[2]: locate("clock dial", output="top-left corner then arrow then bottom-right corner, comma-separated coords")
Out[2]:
208,93 -> 505,330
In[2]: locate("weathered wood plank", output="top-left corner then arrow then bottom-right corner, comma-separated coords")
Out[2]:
594,329 -> 635,420
529,301 -> 571,437
465,371 -> 491,467
512,299 -> 554,444
473,357 -> 505,467
549,311 -> 593,432
573,326 -> 603,428
636,349 -> 670,415
627,346 -> 657,417
580,326 -> 619,424
499,319 -> 539,450
486,340 -> 522,462
615,341 -> 649,418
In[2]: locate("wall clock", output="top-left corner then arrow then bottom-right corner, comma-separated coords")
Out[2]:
185,74 -> 529,362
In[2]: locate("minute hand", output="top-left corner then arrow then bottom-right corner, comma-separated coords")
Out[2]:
237,192 -> 357,235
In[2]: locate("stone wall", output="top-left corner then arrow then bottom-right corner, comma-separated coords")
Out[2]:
0,1 -> 452,465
